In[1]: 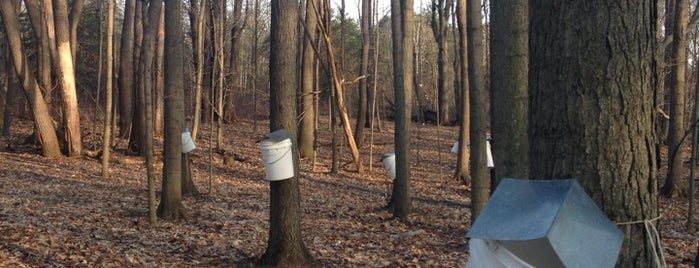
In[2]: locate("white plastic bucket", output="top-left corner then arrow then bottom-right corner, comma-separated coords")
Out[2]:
382,153 -> 396,180
181,130 -> 196,153
452,140 -> 495,168
260,138 -> 294,181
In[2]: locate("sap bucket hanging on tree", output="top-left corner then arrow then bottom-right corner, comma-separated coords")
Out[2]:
382,152 -> 396,180
260,130 -> 295,181
181,127 -> 196,153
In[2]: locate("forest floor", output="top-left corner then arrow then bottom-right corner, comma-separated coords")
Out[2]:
0,117 -> 698,267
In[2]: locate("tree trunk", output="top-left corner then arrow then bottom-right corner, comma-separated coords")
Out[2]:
119,0 -> 136,138
68,0 -> 85,60
102,0 -> 115,179
24,0 -> 53,103
157,0 -> 186,221
354,0 -> 371,147
662,0 -> 689,198
154,5 -> 165,137
466,0 -> 488,222
298,0 -> 319,159
454,0 -> 470,185
0,0 -> 61,157
190,0 -> 205,141
129,0 -> 145,154
50,0 -> 82,156
260,0 -> 315,266
431,0 -> 455,125
529,0 -> 659,266
389,0 -> 414,220
224,0 -> 245,123
490,0 -> 529,187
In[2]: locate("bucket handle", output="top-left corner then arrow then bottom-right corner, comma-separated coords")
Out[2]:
265,145 -> 292,165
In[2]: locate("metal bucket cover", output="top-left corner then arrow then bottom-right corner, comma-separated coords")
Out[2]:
466,178 -> 624,268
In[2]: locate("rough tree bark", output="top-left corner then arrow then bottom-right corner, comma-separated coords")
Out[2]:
529,0 -> 659,266
490,0 -> 529,186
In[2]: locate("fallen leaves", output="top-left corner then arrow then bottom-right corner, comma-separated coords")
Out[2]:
0,119 -> 697,267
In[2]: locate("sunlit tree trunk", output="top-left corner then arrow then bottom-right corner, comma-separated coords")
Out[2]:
466,0 -> 488,221
154,5 -> 165,137
260,0 -> 315,265
68,0 -> 85,60
0,0 -> 61,157
354,0 -> 371,147
454,0 -> 470,185
24,0 -> 53,103
142,0 -> 163,226
299,0 -> 318,159
189,0 -> 205,140
102,0 -> 115,178
389,0 -> 414,220
45,0 -> 82,156
157,0 -> 186,221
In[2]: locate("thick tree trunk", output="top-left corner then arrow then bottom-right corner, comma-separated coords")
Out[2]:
260,0 -> 314,266
298,0 -> 319,159
389,0 -> 414,220
529,1 -> 658,266
490,0 -> 529,186
157,0 -> 186,221
0,0 -> 61,157
50,0 -> 83,156
119,0 -> 136,138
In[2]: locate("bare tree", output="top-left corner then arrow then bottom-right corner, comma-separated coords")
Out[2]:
102,0 -> 115,178
453,0 -> 470,184
353,0 -> 372,147
0,0 -> 61,157
48,0 -> 83,156
389,0 -> 414,219
119,0 -> 136,138
260,0 -> 315,265
157,0 -> 187,220
663,0 -> 690,197
190,0 -> 206,141
298,0 -> 319,159
431,0 -> 455,125
466,0 -> 488,221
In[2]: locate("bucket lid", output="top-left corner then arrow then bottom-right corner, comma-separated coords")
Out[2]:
467,178 -> 624,268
